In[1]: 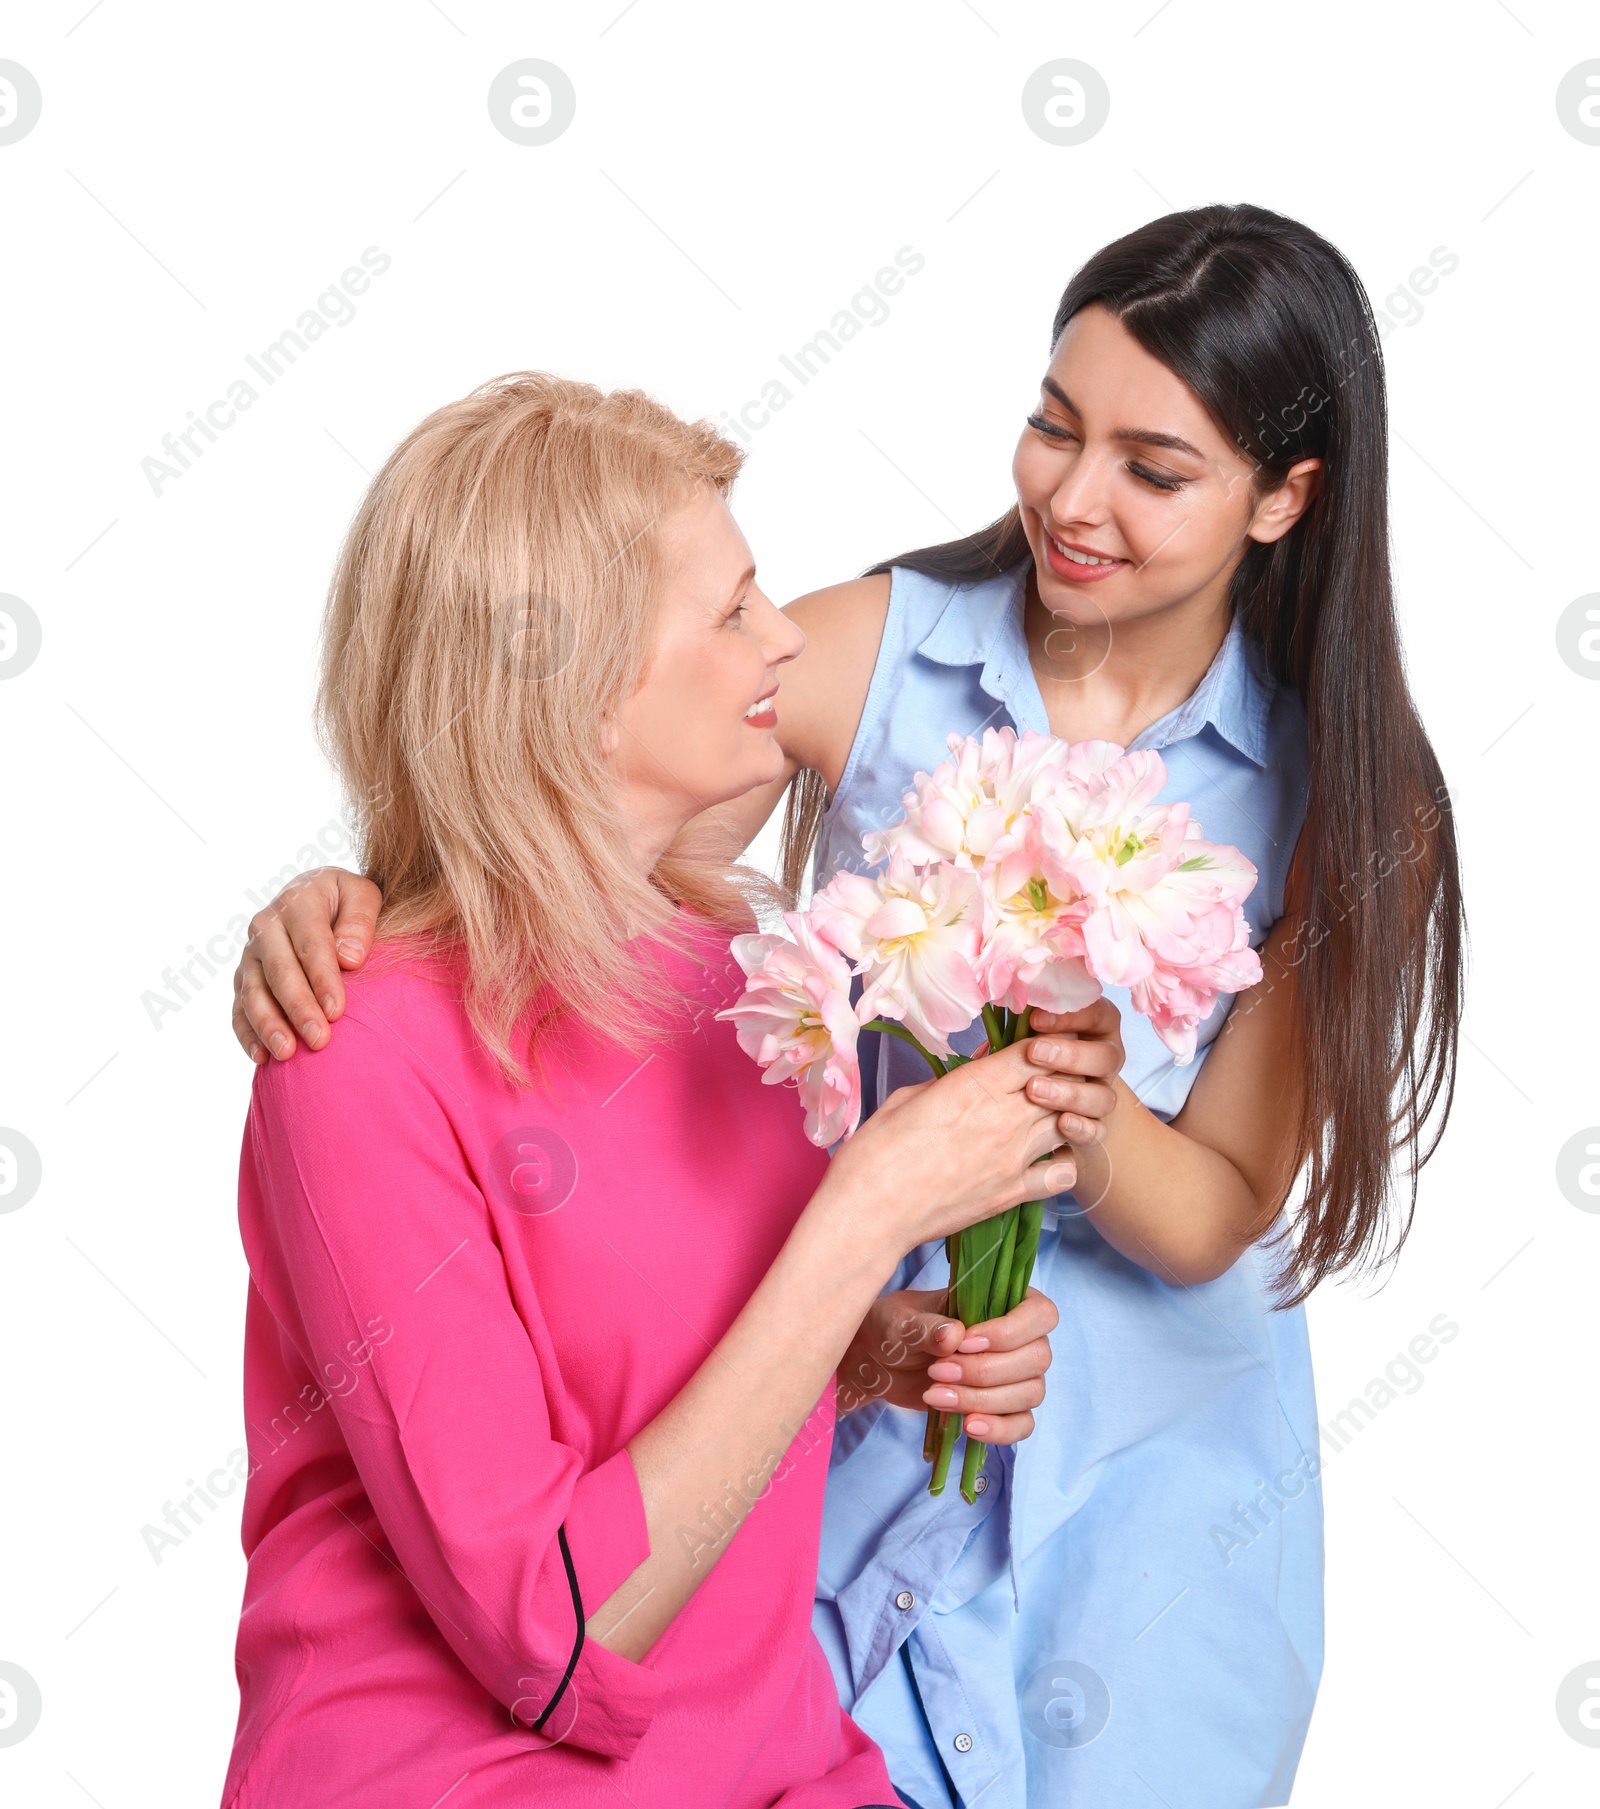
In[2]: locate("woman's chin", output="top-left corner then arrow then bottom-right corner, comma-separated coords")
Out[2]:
685,750 -> 784,817
736,743 -> 787,796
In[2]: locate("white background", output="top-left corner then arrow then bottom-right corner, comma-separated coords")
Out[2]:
1,3 -> 1596,1805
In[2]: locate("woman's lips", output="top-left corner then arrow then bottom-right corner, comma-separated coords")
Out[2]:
1041,529 -> 1128,584
743,690 -> 778,729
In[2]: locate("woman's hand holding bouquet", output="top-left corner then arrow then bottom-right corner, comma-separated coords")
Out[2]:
722,727 -> 1262,1499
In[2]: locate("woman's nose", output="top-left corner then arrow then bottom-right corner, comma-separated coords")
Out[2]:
767,599 -> 805,665
1047,450 -> 1111,530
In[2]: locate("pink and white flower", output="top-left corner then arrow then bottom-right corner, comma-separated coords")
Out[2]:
717,917 -> 863,1145
973,811 -> 1101,1015
863,734 -> 990,868
1130,917 -> 1264,1063
1040,749 -> 1257,996
721,725 -> 1265,1131
865,726 -> 1077,870
810,851 -> 985,1055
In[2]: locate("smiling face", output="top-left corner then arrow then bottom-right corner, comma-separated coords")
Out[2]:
612,485 -> 804,864
1012,304 -> 1320,645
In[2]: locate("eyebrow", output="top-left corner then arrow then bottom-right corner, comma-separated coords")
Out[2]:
1040,376 -> 1205,461
726,563 -> 756,606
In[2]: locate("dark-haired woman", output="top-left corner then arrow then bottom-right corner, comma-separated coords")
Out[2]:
233,205 -> 1464,1808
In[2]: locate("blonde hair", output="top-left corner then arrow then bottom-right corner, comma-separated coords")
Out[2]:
319,371 -> 764,1078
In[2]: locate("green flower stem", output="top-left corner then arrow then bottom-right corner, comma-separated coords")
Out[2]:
928,1410 -> 959,1494
987,1207 -> 1020,1323
853,1011 -> 1046,1500
945,1208 -> 1010,1502
953,1213 -> 1007,1326
1001,1009 -> 1042,1311
860,1019 -> 947,1079
929,1227 -> 961,1495
958,1427 -> 988,1503
1006,1198 -> 1045,1311
923,1228 -> 962,1464
948,1205 -> 1024,1504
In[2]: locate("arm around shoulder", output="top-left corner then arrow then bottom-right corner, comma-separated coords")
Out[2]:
233,866 -> 383,1061
779,572 -> 892,793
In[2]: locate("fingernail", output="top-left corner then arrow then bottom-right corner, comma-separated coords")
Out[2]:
336,938 -> 363,962
1031,1041 -> 1059,1062
300,1022 -> 324,1048
966,1417 -> 991,1438
1043,1162 -> 1076,1191
926,1361 -> 962,1382
957,1335 -> 990,1353
321,994 -> 339,1016
923,1385 -> 959,1408
269,1033 -> 293,1059
249,1044 -> 267,1065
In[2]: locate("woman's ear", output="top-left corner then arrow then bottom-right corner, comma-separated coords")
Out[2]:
1247,457 -> 1323,546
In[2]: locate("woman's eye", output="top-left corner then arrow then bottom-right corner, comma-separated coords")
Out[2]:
1129,463 -> 1186,493
1026,410 -> 1185,491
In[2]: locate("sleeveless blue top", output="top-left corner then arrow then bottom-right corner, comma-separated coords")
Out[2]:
811,564 -> 1323,1809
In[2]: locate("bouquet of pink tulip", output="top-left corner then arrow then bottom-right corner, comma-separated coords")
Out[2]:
719,727 -> 1263,1501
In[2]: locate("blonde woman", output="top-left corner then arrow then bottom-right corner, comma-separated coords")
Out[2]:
218,375 -> 1117,1807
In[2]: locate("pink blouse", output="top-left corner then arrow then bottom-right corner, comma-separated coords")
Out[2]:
221,926 -> 895,1808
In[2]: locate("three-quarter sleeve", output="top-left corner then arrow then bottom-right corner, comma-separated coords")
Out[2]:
239,1008 -> 659,1760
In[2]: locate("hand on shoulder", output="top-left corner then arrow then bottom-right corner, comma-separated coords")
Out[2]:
233,867 -> 382,1063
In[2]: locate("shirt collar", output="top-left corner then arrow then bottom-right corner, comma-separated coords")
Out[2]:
915,565 -> 1049,734
913,565 -> 1276,767
1128,615 -> 1276,767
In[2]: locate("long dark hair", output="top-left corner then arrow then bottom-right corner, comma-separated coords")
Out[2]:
783,203 -> 1465,1301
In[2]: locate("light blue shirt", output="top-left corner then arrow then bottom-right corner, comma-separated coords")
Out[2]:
811,564 -> 1323,1809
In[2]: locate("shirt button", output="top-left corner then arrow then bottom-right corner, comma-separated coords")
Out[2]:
954,1732 -> 974,1753
973,1474 -> 989,1495
895,1590 -> 915,1611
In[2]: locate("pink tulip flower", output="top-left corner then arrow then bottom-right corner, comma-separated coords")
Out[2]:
717,918 -> 864,1145
810,852 -> 985,1056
